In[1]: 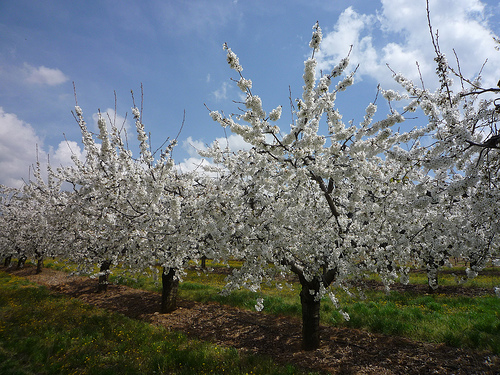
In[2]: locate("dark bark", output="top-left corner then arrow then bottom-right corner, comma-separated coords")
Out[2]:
97,260 -> 111,292
16,255 -> 27,270
427,267 -> 438,293
285,260 -> 333,351
298,275 -> 322,351
426,255 -> 446,293
36,257 -> 44,274
201,256 -> 207,269
4,256 -> 12,267
161,267 -> 179,313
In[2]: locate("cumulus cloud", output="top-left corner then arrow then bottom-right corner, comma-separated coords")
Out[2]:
316,0 -> 500,90
0,107 -> 43,187
176,157 -> 214,174
0,108 -> 83,188
177,134 -> 253,175
183,134 -> 252,156
213,81 -> 230,101
315,8 -> 378,78
216,133 -> 253,152
50,140 -> 84,167
212,80 -> 247,102
183,136 -> 209,157
24,63 -> 69,86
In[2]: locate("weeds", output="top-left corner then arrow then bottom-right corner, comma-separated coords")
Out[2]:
0,271 -> 316,375
41,259 -> 500,354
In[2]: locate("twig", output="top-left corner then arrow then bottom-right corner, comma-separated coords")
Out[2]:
460,88 -> 500,97
73,82 -> 78,106
416,61 -> 425,91
452,49 -> 465,91
140,83 -> 144,123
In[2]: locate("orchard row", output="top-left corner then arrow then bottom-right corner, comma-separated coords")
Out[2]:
1,19 -> 499,350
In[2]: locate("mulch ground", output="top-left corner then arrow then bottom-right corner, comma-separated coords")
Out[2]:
3,265 -> 500,374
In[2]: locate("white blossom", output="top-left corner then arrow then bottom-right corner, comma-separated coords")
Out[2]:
269,106 -> 282,122
331,58 -> 349,78
223,42 -> 242,72
255,297 -> 264,311
236,77 -> 252,92
309,21 -> 322,51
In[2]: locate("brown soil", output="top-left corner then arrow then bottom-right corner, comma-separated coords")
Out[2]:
3,265 -> 500,375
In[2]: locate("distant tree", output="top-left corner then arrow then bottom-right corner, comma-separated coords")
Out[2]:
59,98 -> 212,310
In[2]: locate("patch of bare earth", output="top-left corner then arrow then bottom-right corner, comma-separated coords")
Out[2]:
4,266 -> 500,374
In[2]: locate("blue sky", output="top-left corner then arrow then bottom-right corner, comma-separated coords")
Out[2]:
1,0 -> 499,187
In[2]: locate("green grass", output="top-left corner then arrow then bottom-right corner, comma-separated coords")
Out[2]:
0,271 -> 317,375
408,266 -> 500,289
43,259 -> 500,354
335,293 -> 500,353
181,282 -> 500,354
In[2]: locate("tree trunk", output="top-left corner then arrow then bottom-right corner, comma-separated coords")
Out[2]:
161,267 -> 179,313
201,256 -> 207,269
16,255 -> 27,270
4,256 -> 12,267
299,276 -> 321,350
36,256 -> 44,274
426,256 -> 442,293
97,260 -> 111,292
427,265 -> 439,293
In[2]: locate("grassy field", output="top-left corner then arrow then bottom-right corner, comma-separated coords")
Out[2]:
91,260 -> 500,354
0,271 -> 317,375
2,258 -> 499,375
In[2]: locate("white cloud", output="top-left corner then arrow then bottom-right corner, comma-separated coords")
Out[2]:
183,136 -> 209,157
378,0 -> 499,85
176,157 -> 214,174
212,80 -> 247,103
0,107 -> 43,187
178,134 -> 253,175
316,0 -> 500,90
316,7 -> 378,77
216,134 -> 253,152
50,140 -> 84,167
183,134 -> 252,157
0,108 -> 84,188
24,63 -> 69,86
213,81 -> 229,101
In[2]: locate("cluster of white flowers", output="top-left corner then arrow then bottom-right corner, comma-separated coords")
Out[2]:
309,21 -> 322,51
237,77 -> 252,92
223,42 -> 242,72
381,89 -> 405,102
132,106 -> 153,164
245,94 -> 266,118
254,297 -> 264,312
330,57 -> 349,78
335,73 -> 354,92
209,110 -> 223,123
267,106 -> 282,122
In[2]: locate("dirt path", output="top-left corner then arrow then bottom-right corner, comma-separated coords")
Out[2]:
4,266 -> 499,374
